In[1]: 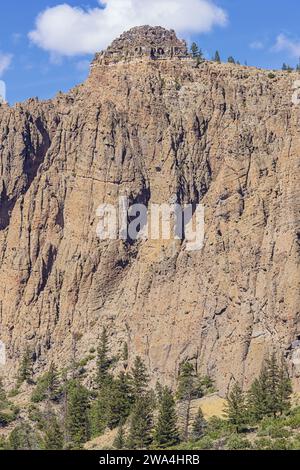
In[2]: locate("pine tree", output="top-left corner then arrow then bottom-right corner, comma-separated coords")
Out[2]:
214,51 -> 221,63
191,408 -> 206,440
107,372 -> 132,429
66,380 -> 90,448
122,342 -> 129,364
31,365 -> 61,403
228,56 -> 236,64
191,42 -> 199,58
176,362 -> 196,441
225,383 -> 247,433
96,328 -> 112,388
127,394 -> 154,450
248,373 -> 269,422
18,348 -> 33,385
248,354 -> 292,421
89,392 -> 110,438
277,357 -> 292,415
153,387 -> 179,449
265,353 -> 280,418
8,423 -> 43,450
282,63 -> 288,71
47,362 -> 61,401
44,415 -> 64,450
113,423 -> 126,450
130,356 -> 149,402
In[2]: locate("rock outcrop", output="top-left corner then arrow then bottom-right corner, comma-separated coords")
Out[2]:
0,27 -> 300,394
93,25 -> 188,65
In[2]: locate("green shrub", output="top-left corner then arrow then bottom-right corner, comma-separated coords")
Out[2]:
257,417 -> 289,438
268,73 -> 276,79
270,438 -> 293,451
268,427 -> 289,439
206,417 -> 233,439
28,405 -> 47,430
284,408 -> 300,429
0,436 -> 9,450
291,435 -> 300,450
0,409 -> 17,426
254,437 -> 273,450
225,434 -> 252,450
79,355 -> 95,367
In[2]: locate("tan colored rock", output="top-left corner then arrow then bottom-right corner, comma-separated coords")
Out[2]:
0,27 -> 300,394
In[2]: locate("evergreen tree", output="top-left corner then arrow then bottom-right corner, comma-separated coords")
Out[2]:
127,394 -> 154,450
214,51 -> 221,63
44,415 -> 64,450
122,342 -> 129,364
155,381 -> 164,403
130,356 -> 149,402
190,42 -> 204,66
96,328 -> 112,388
277,357 -> 292,415
113,423 -> 126,450
31,364 -> 61,403
153,387 -> 179,449
89,392 -> 110,438
248,373 -> 269,422
191,408 -> 206,440
66,380 -> 90,448
176,362 -> 197,441
191,42 -> 199,58
107,372 -> 132,429
265,353 -> 280,418
8,422 -> 43,450
248,354 -> 292,421
228,56 -> 236,64
18,348 -> 33,385
225,383 -> 247,433
282,63 -> 288,71
47,362 -> 61,401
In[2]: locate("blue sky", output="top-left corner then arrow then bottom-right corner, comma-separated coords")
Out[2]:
1,0 -> 300,104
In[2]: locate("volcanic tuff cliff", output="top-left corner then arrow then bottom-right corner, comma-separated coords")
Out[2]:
0,26 -> 300,394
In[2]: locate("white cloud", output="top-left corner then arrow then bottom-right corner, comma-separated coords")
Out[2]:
250,40 -> 264,50
28,0 -> 228,57
0,53 -> 12,77
273,34 -> 300,58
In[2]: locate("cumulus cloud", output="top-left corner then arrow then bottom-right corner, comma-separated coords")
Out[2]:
28,0 -> 228,57
273,34 -> 300,57
0,53 -> 12,77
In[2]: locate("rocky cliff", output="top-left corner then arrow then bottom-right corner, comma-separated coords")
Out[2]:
0,26 -> 300,394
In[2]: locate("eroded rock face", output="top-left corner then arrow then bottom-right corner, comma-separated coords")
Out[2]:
93,25 -> 188,65
0,27 -> 300,394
